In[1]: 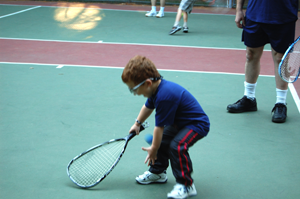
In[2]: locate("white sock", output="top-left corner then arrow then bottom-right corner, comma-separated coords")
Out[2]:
183,22 -> 187,27
174,21 -> 179,26
244,81 -> 257,99
276,88 -> 288,104
159,7 -> 164,13
151,6 -> 156,12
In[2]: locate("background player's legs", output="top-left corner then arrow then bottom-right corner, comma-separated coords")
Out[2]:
174,8 -> 183,26
183,12 -> 188,25
271,48 -> 288,90
151,0 -> 156,6
169,9 -> 183,34
183,12 -> 188,23
271,47 -> 288,122
159,0 -> 165,9
227,46 -> 264,113
156,0 -> 165,17
145,0 -> 157,16
245,46 -> 264,84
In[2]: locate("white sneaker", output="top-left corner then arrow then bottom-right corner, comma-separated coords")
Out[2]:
167,183 -> 197,199
135,171 -> 168,184
156,11 -> 164,18
145,10 -> 157,17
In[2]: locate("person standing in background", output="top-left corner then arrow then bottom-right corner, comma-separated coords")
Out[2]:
227,0 -> 298,123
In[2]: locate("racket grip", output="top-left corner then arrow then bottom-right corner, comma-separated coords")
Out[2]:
140,125 -> 145,132
129,121 -> 149,138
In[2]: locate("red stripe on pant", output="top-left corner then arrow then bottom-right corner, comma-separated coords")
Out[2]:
177,129 -> 195,186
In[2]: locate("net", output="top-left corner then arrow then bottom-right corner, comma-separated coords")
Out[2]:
40,0 -> 233,8
68,140 -> 126,187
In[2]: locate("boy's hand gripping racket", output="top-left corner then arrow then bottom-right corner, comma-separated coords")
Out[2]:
278,36 -> 300,83
67,121 -> 149,188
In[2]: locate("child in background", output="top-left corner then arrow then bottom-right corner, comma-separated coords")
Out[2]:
121,55 -> 210,199
169,0 -> 196,35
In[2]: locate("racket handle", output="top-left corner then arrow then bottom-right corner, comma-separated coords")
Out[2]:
140,124 -> 145,131
129,121 -> 149,139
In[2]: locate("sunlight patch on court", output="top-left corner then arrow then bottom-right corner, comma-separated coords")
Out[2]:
53,5 -> 103,31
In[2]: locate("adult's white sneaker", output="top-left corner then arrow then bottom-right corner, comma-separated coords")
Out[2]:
156,11 -> 164,18
145,11 -> 157,17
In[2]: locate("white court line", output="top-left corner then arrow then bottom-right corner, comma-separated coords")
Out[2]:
289,83 -> 300,113
0,37 -> 264,51
0,6 -> 41,19
0,61 -> 248,74
0,61 -> 121,69
0,60 -> 276,78
1,61 -> 299,113
0,60 -> 275,77
0,37 -> 98,44
0,4 -> 235,16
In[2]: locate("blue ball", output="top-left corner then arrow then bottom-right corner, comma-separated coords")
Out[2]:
144,134 -> 153,145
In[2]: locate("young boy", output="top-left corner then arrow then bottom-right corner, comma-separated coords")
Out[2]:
169,0 -> 196,35
121,55 -> 210,199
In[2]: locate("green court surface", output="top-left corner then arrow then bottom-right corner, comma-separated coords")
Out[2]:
0,3 -> 299,199
0,4 -> 35,16
1,5 -> 248,49
1,63 -> 299,199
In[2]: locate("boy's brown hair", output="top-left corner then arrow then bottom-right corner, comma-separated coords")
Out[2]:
121,55 -> 161,84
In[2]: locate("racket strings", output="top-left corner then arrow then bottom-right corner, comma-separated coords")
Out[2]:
281,42 -> 300,82
68,140 -> 126,186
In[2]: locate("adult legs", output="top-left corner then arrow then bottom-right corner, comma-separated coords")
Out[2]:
271,48 -> 288,90
244,46 -> 264,84
226,46 -> 264,113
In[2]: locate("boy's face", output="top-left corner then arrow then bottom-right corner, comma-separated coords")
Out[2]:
126,80 -> 152,98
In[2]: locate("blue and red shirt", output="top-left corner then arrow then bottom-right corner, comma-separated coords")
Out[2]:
145,79 -> 210,136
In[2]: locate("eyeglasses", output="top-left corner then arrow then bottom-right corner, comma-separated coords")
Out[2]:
129,78 -> 154,94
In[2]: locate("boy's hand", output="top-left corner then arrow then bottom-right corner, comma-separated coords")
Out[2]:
142,146 -> 157,166
129,124 -> 141,135
141,126 -> 163,166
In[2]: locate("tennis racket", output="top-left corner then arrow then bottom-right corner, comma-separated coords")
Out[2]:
278,36 -> 300,83
67,121 -> 149,188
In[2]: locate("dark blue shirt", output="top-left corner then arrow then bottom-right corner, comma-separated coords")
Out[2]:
145,79 -> 210,136
246,0 -> 298,24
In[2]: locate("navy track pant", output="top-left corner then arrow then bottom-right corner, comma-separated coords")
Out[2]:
149,125 -> 204,186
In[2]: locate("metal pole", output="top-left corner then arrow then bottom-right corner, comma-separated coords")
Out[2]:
227,0 -> 233,8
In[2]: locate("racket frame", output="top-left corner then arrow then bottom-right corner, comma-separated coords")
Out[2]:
67,122 -> 149,188
278,36 -> 300,83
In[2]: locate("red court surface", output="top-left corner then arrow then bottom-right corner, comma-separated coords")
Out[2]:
1,38 -> 273,74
